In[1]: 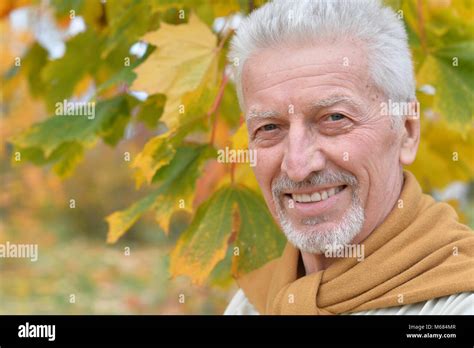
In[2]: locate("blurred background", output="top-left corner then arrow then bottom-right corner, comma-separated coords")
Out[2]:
1,0 -> 473,314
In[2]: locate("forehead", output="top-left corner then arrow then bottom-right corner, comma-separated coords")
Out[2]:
241,39 -> 372,112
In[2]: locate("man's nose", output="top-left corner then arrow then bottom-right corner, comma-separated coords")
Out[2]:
280,125 -> 326,182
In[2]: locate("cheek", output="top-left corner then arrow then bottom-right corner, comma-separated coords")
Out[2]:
327,128 -> 401,201
321,134 -> 372,172
364,129 -> 400,171
254,148 -> 279,185
337,126 -> 398,167
321,128 -> 393,183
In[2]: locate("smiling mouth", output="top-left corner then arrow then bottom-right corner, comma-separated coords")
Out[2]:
285,185 -> 347,203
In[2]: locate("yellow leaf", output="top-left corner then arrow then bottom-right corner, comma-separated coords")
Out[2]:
106,211 -> 134,244
154,194 -> 193,234
73,74 -> 93,97
231,122 -> 248,150
131,133 -> 175,187
231,122 -> 260,191
408,118 -> 474,191
105,190 -> 161,244
131,14 -> 217,130
169,187 -> 237,285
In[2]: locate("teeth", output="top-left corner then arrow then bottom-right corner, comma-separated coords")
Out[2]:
301,194 -> 311,202
291,185 -> 345,203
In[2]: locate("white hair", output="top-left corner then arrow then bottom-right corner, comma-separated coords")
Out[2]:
229,0 -> 416,117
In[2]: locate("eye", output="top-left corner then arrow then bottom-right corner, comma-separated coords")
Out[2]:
328,113 -> 346,121
260,123 -> 278,131
251,122 -> 283,144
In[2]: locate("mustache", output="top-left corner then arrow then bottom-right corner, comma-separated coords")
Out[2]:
271,169 -> 358,196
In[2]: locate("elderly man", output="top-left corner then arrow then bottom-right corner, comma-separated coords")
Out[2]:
225,0 -> 474,315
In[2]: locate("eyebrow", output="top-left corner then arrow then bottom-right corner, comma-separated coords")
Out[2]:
246,95 -> 364,124
309,95 -> 364,113
246,109 -> 280,123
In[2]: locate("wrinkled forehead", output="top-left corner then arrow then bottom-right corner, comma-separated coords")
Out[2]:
241,40 -> 374,116
242,39 -> 370,83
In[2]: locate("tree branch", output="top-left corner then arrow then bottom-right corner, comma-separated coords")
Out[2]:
208,72 -> 229,145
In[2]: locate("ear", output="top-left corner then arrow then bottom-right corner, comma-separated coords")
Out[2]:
399,101 -> 420,166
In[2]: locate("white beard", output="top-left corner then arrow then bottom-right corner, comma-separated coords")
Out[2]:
272,169 -> 365,254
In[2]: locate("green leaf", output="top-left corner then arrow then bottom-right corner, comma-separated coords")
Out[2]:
51,0 -> 93,18
96,96 -> 132,145
194,1 -> 241,27
131,133 -> 176,187
153,144 -> 216,232
95,67 -> 136,94
41,30 -> 101,110
417,42 -> 474,131
170,186 -> 237,285
150,0 -> 241,26
131,76 -> 217,187
106,144 -> 214,242
95,45 -> 155,95
51,142 -> 85,178
170,184 -> 286,285
51,0 -> 104,31
21,43 -> 49,97
136,94 -> 167,129
12,112 -> 97,158
106,189 -> 162,244
10,95 -> 131,175
12,95 -> 129,155
208,246 -> 235,288
400,1 -> 474,132
102,0 -> 160,57
231,185 -> 286,276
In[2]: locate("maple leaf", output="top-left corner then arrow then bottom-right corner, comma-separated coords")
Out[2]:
131,13 -> 218,131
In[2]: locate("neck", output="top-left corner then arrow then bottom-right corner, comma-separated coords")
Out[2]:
301,252 -> 331,274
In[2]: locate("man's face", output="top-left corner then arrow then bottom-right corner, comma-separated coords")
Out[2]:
242,40 -> 406,253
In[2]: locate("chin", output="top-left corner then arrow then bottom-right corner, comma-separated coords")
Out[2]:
277,203 -> 365,254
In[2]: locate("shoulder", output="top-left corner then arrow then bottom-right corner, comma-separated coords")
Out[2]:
350,292 -> 474,315
224,289 -> 260,315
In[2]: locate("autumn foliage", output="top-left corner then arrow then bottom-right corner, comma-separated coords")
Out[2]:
3,0 -> 473,287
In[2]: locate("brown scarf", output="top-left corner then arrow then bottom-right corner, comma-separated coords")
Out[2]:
237,171 -> 474,314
